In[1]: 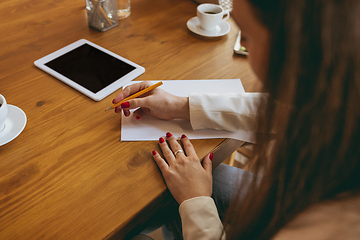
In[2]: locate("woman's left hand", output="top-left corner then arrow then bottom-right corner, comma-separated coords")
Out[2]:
152,132 -> 214,204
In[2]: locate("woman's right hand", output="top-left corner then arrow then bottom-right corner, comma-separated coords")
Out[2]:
113,81 -> 190,121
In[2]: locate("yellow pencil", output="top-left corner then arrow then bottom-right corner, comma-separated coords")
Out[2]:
105,81 -> 163,111
98,5 -> 113,26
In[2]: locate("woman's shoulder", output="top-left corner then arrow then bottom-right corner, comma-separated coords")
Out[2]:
273,193 -> 360,240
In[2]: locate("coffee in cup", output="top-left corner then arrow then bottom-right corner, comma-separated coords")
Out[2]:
0,94 -> 8,133
197,3 -> 230,32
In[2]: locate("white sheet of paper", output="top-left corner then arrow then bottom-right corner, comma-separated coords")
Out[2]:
121,79 -> 255,143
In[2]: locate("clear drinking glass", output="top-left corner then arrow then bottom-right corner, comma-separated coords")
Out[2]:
117,0 -> 130,19
86,0 -> 118,32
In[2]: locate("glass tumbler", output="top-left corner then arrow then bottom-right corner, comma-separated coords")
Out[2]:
86,0 -> 118,32
117,0 -> 130,19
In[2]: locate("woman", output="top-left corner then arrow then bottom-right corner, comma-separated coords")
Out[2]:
114,0 -> 360,239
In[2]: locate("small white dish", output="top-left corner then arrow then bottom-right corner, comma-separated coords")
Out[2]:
187,16 -> 230,37
0,105 -> 27,146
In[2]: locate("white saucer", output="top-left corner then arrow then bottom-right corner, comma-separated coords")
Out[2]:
0,105 -> 27,146
187,17 -> 231,37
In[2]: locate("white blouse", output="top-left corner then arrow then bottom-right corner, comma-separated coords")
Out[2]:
181,92 -> 360,240
189,92 -> 267,132
178,92 -> 266,240
179,197 -> 225,240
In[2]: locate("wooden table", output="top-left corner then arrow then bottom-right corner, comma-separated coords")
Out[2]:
0,0 -> 258,239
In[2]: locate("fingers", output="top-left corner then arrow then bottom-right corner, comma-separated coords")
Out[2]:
114,100 -> 141,115
153,132 -> 213,173
113,81 -> 152,103
180,134 -> 196,157
158,136 -> 176,165
113,81 -> 153,114
114,97 -> 149,115
152,150 -> 169,173
202,152 -> 213,175
161,132 -> 200,160
132,108 -> 145,120
118,96 -> 152,115
165,132 -> 185,158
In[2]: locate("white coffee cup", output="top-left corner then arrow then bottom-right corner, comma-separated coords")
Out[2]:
197,3 -> 230,32
0,94 -> 8,133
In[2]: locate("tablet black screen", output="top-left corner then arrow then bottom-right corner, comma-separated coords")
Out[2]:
45,43 -> 136,93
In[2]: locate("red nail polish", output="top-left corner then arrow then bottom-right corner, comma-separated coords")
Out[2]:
209,152 -> 214,161
112,99 -> 115,104
152,150 -> 156,155
136,115 -> 141,120
181,134 -> 186,139
121,102 -> 130,108
166,132 -> 172,138
159,137 -> 165,143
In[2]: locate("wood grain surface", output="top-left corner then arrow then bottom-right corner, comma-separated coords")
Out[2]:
0,0 -> 258,239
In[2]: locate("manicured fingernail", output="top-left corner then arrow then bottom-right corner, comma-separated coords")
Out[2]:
209,152 -> 214,161
166,132 -> 172,138
152,150 -> 156,155
159,137 -> 165,143
136,115 -> 141,120
181,134 -> 187,139
121,102 -> 130,108
112,99 -> 115,104
124,111 -> 130,117
114,107 -> 118,113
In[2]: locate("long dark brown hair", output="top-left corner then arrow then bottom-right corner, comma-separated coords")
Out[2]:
225,0 -> 360,239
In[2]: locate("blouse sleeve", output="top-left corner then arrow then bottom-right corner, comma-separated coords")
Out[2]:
179,196 -> 226,240
189,92 -> 267,132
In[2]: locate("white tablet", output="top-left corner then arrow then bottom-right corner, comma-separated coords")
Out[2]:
34,39 -> 145,101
